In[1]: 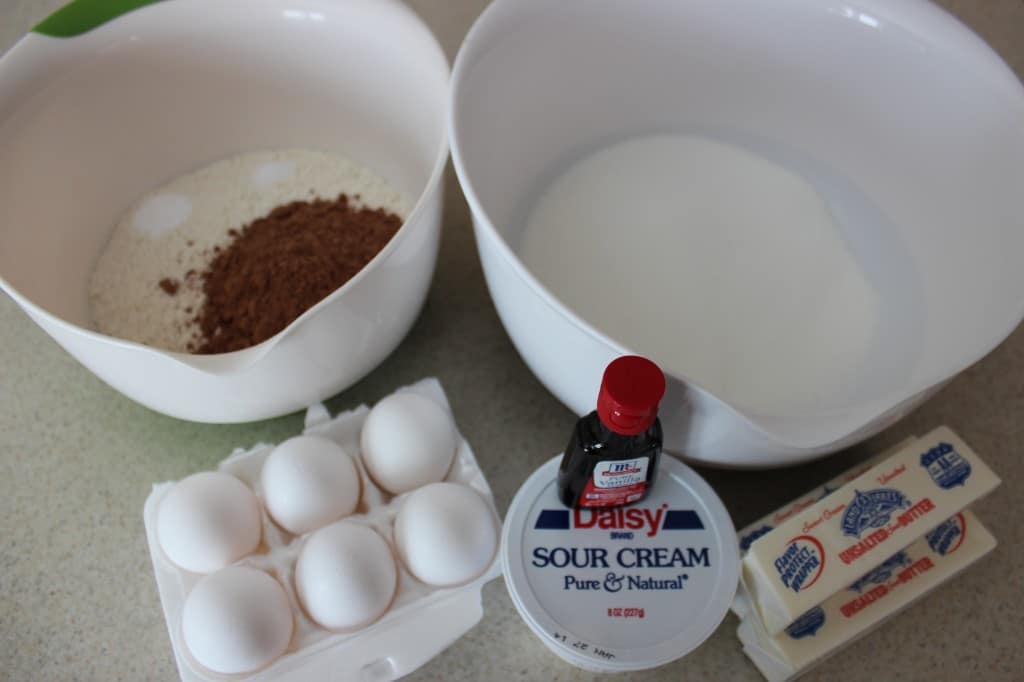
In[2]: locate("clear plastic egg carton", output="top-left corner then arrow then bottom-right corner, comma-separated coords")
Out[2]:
143,378 -> 502,682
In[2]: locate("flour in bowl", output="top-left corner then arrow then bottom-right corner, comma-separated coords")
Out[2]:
88,149 -> 407,353
518,134 -> 880,416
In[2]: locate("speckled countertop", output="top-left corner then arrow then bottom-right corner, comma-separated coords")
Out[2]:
1,1 -> 1022,680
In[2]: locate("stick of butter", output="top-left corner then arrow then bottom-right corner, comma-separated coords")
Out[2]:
738,510 -> 996,681
742,426 -> 1000,635
731,437 -> 917,619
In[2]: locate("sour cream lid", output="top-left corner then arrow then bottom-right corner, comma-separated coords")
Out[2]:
501,455 -> 739,672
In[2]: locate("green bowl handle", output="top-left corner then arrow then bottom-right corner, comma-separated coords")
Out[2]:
33,0 -> 164,37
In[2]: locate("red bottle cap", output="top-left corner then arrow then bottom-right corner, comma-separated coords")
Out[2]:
596,356 -> 666,435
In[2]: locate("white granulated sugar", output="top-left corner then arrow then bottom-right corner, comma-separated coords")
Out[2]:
88,149 -> 408,353
132,194 -> 193,237
250,160 -> 298,189
519,134 -> 879,417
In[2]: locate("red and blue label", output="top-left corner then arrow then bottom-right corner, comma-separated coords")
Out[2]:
774,535 -> 826,594
579,457 -> 651,507
535,505 -> 704,537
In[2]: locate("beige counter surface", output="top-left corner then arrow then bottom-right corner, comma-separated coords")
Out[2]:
1,0 -> 1022,680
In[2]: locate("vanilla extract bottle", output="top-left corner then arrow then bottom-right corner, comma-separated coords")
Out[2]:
557,356 -> 666,509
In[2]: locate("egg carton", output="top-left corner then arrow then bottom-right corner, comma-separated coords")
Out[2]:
143,378 -> 502,682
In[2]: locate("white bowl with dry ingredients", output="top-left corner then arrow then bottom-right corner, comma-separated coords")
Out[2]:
0,0 -> 449,421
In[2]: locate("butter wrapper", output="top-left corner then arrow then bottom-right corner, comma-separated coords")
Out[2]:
742,426 -> 1000,634
739,510 -> 996,681
731,437 -> 916,619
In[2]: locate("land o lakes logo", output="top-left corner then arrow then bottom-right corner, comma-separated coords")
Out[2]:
774,535 -> 825,593
920,442 -> 972,490
739,525 -> 773,552
785,606 -> 826,639
847,551 -> 913,593
926,513 -> 966,556
840,488 -> 911,538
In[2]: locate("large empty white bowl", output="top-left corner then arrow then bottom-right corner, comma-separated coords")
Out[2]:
0,0 -> 449,422
451,0 -> 1024,466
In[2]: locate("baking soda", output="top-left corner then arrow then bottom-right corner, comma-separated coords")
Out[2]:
88,149 -> 407,352
518,135 -> 880,416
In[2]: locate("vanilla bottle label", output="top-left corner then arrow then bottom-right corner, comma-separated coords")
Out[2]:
579,457 -> 651,507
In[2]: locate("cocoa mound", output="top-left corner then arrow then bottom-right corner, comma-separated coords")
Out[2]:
191,194 -> 401,354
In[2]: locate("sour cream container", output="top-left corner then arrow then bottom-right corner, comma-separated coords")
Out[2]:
501,455 -> 740,672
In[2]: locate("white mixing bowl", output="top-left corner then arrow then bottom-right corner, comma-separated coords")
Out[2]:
0,0 -> 450,422
450,0 -> 1024,466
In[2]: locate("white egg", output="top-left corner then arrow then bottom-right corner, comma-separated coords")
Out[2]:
182,566 -> 293,675
295,521 -> 398,630
157,471 -> 262,574
394,482 -> 498,587
261,435 -> 361,535
360,392 -> 458,495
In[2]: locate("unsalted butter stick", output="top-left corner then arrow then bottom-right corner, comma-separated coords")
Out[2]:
738,510 -> 997,682
742,426 -> 1000,635
731,436 -> 917,619
737,437 -> 918,553
740,636 -> 791,682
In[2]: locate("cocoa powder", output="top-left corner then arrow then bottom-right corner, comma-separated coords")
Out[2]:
190,194 -> 401,354
158,278 -> 180,295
